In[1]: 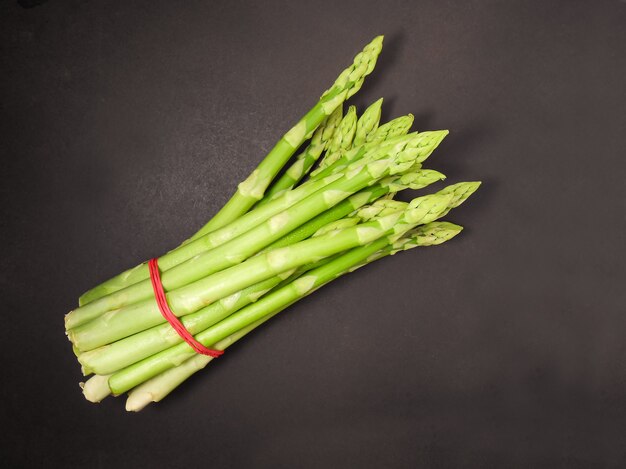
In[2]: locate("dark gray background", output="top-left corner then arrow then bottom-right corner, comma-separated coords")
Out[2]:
1,0 -> 625,467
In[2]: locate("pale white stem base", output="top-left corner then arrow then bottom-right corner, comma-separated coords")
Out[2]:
80,374 -> 112,403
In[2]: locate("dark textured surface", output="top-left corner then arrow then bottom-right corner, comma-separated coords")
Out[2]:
1,0 -> 625,467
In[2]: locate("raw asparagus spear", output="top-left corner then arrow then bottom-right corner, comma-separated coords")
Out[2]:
66,131 -> 448,331
124,221 -> 463,411
189,36 -> 384,237
256,106 -> 343,205
353,98 -> 383,147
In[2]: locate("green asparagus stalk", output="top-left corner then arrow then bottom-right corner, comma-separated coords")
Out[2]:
353,98 -> 383,147
189,36 -> 384,238
67,132 -> 448,331
124,221 -> 463,411
70,191 -> 451,352
387,182 -> 479,242
256,106 -> 343,205
107,200 -> 459,394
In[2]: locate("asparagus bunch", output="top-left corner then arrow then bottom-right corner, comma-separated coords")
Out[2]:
66,36 -> 482,411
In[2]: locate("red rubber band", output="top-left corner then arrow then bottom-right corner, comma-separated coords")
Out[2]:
148,258 -> 224,358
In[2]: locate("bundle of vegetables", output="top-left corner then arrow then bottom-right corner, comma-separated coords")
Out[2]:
65,36 -> 480,411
